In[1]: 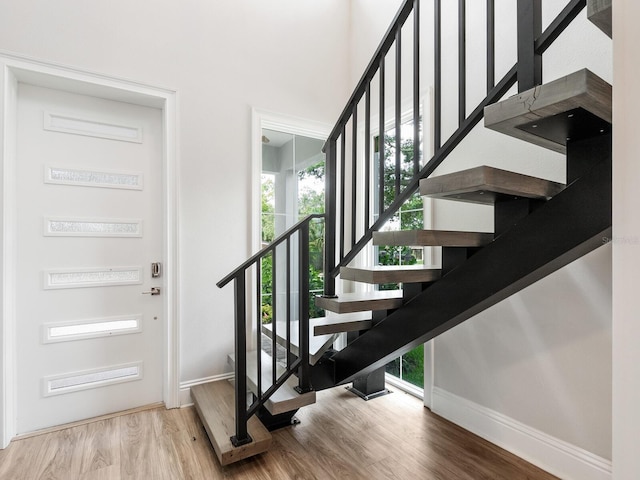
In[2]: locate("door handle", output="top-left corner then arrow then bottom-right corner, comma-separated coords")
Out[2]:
141,287 -> 161,296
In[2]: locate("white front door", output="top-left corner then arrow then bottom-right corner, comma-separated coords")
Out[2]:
15,83 -> 164,434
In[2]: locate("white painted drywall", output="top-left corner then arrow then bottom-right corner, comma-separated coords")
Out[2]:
348,0 -> 613,465
0,0 -> 350,383
612,1 -> 640,478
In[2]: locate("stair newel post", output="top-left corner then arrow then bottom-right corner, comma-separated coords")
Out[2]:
323,140 -> 338,298
296,221 -> 312,394
516,0 -> 542,92
230,271 -> 252,447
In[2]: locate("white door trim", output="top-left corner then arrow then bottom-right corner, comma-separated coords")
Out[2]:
0,52 -> 180,447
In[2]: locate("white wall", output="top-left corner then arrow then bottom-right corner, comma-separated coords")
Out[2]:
0,0 -> 350,383
348,0 -> 613,476
612,1 -> 640,478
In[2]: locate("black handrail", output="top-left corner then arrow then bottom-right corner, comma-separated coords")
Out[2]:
322,0 -> 587,291
218,214 -> 323,446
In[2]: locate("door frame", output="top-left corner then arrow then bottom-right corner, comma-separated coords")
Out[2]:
0,52 -> 180,447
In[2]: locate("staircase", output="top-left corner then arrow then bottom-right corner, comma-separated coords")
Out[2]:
195,0 -> 612,466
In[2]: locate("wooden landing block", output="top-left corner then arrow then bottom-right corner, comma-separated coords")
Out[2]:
588,0 -> 611,38
315,290 -> 404,314
228,351 -> 316,416
312,312 -> 373,336
484,69 -> 611,153
373,229 -> 493,247
191,380 -> 272,466
340,265 -> 441,284
262,318 -> 339,365
419,166 -> 564,204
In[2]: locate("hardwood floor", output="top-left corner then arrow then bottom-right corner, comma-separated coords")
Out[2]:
0,385 -> 558,479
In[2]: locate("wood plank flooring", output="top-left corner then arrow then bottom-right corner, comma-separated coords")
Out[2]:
0,386 -> 558,479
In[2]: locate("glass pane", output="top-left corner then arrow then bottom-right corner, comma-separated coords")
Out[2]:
374,118 -> 425,392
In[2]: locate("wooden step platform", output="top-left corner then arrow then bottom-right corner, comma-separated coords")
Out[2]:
419,166 -> 564,204
588,0 -> 611,38
484,69 -> 611,153
340,265 -> 441,284
315,290 -> 404,314
228,351 -> 316,416
312,311 -> 373,335
191,380 -> 272,466
262,318 -> 339,365
373,229 -> 493,247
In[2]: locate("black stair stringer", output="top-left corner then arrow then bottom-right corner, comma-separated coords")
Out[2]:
327,154 -> 611,385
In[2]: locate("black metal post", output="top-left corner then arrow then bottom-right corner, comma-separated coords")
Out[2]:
487,0 -> 495,92
395,29 -> 402,198
517,0 -> 542,92
271,249 -> 277,386
364,84 -> 371,228
255,261 -> 262,397
296,223 -> 312,394
378,57 -> 386,216
339,129 -> 346,260
413,0 -> 420,174
351,110 -> 358,247
323,141 -> 337,298
286,238 -> 291,370
434,0 -> 442,149
231,273 -> 252,447
458,0 -> 466,126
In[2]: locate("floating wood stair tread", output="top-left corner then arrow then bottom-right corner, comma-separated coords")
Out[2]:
484,69 -> 612,153
340,265 -> 442,284
228,351 -> 316,416
312,312 -> 373,335
588,0 -> 611,38
315,290 -> 404,314
191,380 -> 272,466
373,229 -> 493,247
262,318 -> 339,365
419,166 -> 564,204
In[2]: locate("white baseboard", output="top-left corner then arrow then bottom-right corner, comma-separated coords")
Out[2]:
179,373 -> 234,407
431,387 -> 612,480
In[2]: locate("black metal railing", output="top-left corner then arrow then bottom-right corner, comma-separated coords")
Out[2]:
217,214 -> 322,446
218,0 -> 587,447
322,0 -> 586,297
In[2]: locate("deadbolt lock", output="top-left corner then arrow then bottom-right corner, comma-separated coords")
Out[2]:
151,262 -> 162,278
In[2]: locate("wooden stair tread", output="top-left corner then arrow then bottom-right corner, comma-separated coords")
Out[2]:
340,265 -> 441,284
191,380 -> 272,466
312,312 -> 373,335
373,229 -> 493,247
419,166 -> 564,204
228,351 -> 316,415
315,290 -> 404,314
484,69 -> 611,153
588,0 -> 611,38
262,318 -> 339,365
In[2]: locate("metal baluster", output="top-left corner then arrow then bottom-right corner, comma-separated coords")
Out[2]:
413,0 -> 420,174
256,261 -> 262,398
364,84 -> 371,228
379,57 -> 386,214
487,0 -> 495,93
459,0 -> 466,126
351,110 -> 358,247
395,29 -> 402,198
517,0 -> 542,92
340,128 -> 346,260
271,249 -> 277,387
434,0 -> 442,150
323,141 -> 337,298
286,238 -> 291,370
230,272 -> 252,447
295,222 -> 311,394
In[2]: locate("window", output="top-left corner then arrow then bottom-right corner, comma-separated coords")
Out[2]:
373,118 -> 425,393
260,130 -> 325,324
